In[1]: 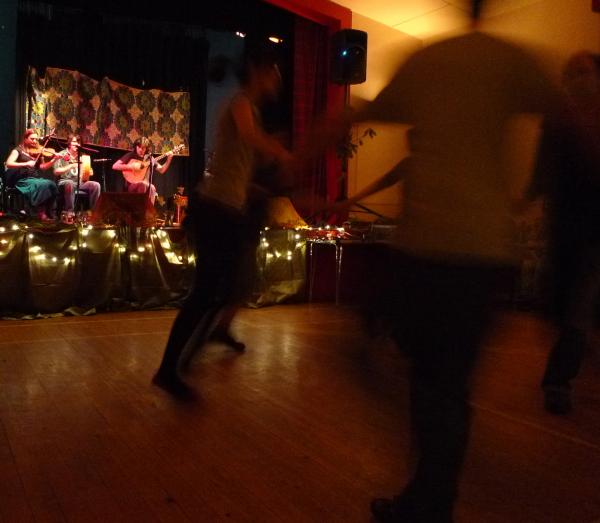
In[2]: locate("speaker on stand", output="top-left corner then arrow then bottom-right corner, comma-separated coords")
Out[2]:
330,29 -> 367,85
330,29 -> 368,200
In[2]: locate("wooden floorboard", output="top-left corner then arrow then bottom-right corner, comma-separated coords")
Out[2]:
0,304 -> 598,522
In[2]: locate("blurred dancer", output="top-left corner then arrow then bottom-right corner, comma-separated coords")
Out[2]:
342,1 -> 557,520
152,48 -> 292,400
528,51 -> 600,415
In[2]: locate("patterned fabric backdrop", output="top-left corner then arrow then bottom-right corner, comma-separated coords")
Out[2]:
27,67 -> 190,154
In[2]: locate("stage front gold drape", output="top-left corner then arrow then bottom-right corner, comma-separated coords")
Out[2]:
0,221 -> 307,317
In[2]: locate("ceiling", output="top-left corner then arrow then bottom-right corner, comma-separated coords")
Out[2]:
332,0 -> 543,40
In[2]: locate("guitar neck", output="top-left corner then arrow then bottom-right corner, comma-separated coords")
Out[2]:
153,152 -> 168,163
151,145 -> 182,164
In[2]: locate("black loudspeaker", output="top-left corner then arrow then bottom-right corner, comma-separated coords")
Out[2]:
330,29 -> 367,85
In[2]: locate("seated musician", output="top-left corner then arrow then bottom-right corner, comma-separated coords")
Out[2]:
4,129 -> 59,221
53,134 -> 101,217
111,137 -> 173,205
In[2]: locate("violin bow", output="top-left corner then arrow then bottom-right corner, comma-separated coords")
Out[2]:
32,127 -> 56,166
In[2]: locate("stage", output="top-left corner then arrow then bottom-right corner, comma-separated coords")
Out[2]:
0,218 -> 312,316
0,214 -> 405,317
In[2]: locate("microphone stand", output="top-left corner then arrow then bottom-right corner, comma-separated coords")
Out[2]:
74,148 -> 82,216
91,158 -> 110,192
147,154 -> 155,205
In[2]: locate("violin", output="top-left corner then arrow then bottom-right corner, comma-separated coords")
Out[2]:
22,128 -> 61,165
25,145 -> 67,160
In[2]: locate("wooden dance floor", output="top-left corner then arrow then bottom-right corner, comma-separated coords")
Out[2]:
0,304 -> 598,522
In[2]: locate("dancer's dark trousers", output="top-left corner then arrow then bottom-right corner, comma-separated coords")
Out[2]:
386,250 -> 506,516
157,198 -> 259,376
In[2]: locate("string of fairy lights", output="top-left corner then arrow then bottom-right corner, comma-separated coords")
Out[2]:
260,226 -> 347,258
0,223 -> 346,267
0,224 -> 192,266
260,227 -> 304,261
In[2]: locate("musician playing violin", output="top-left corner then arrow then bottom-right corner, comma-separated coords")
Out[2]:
53,134 -> 101,216
112,136 -> 173,205
4,129 -> 59,221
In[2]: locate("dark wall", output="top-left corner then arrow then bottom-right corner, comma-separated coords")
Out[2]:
0,0 -> 18,157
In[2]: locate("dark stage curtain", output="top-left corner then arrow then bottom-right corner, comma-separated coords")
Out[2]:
0,0 -> 18,157
15,3 -> 208,195
292,15 -> 328,218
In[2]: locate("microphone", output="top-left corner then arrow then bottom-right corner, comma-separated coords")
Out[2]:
80,145 -> 100,153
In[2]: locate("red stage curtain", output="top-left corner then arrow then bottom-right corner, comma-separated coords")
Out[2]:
292,16 -> 329,219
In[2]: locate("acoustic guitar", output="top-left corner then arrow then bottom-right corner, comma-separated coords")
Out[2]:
122,144 -> 185,184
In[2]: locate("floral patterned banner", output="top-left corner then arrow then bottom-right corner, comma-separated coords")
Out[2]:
27,67 -> 190,154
